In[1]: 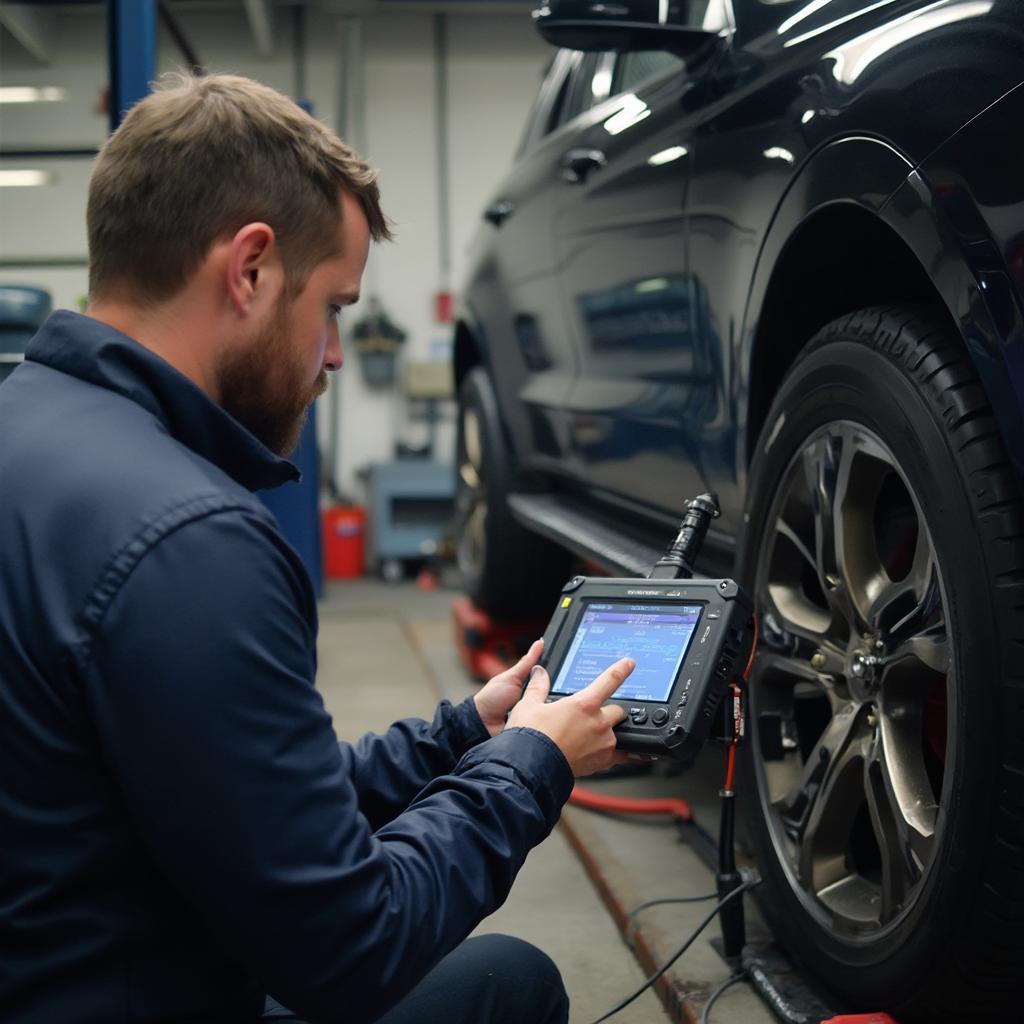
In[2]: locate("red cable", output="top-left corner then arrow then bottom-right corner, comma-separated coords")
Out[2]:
568,785 -> 693,822
742,614 -> 759,682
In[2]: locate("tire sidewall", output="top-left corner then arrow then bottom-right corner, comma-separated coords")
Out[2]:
456,367 -> 570,618
738,336 -> 999,1001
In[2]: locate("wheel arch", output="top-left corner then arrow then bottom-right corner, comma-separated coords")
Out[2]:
745,202 -> 957,467
740,135 -> 1024,480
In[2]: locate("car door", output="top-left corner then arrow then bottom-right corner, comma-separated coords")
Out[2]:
467,50 -> 605,480
552,51 -> 721,520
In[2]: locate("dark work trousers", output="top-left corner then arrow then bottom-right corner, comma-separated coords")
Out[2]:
261,933 -> 570,1024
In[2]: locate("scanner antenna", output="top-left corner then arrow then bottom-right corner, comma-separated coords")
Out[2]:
648,493 -> 720,581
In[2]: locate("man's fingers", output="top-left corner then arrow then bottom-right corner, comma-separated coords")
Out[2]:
497,638 -> 544,686
578,657 -> 635,707
514,639 -> 544,678
600,703 -> 627,727
521,664 -> 551,703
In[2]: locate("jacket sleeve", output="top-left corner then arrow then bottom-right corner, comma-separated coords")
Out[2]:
340,699 -> 492,831
79,508 -> 573,1024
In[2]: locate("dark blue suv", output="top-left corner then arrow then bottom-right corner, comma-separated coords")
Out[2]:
453,1 -> 1024,1018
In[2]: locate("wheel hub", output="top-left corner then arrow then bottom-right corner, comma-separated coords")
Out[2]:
846,640 -> 882,702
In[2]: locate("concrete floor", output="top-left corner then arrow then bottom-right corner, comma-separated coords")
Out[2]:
316,576 -> 779,1024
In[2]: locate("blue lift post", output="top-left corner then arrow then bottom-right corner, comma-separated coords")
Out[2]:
106,0 -> 156,131
105,0 -> 324,594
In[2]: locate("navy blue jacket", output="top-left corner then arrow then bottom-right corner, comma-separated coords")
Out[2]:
0,311 -> 573,1024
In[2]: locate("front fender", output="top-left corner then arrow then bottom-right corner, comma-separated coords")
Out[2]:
738,135 -> 915,466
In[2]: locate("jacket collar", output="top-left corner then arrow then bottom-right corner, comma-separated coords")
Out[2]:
25,310 -> 299,493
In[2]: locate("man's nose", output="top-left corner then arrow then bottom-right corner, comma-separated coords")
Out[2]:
324,320 -> 343,372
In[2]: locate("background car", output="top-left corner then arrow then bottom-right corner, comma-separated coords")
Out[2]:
452,1 -> 1024,1019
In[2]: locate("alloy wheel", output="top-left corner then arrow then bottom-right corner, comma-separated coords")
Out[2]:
751,421 -> 952,937
455,405 -> 488,580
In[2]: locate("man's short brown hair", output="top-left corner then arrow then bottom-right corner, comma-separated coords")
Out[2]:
87,73 -> 390,305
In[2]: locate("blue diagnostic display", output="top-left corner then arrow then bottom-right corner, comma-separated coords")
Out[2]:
550,602 -> 703,702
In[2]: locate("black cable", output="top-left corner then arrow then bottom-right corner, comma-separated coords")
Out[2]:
699,971 -> 748,1024
624,893 -> 718,945
588,878 -> 759,1024
627,893 -> 717,922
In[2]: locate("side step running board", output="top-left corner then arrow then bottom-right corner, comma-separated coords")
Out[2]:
508,492 -> 664,578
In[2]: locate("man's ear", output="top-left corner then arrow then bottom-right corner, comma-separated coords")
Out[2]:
225,222 -> 283,317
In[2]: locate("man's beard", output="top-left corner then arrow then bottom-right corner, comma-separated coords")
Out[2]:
216,296 -> 329,457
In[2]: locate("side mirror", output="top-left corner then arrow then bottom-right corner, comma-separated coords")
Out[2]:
532,0 -> 729,57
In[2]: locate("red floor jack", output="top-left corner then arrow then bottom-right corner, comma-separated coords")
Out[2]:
451,595 -> 547,683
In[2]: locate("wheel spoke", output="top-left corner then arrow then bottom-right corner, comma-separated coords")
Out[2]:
795,706 -> 868,896
459,460 -> 480,490
884,560 -> 949,675
863,727 -> 936,923
760,578 -> 837,656
462,409 -> 483,474
866,526 -> 933,630
801,435 -> 851,620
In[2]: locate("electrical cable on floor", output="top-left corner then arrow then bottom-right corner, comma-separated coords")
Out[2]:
587,877 -> 760,1024
624,893 -> 718,945
627,893 -> 718,920
699,971 -> 749,1024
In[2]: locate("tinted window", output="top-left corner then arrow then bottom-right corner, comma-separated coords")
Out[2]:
611,52 -> 684,96
546,53 -> 601,134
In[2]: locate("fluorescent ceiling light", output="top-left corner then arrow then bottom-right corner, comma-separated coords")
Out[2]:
648,145 -> 688,166
0,86 -> 66,104
0,170 -> 55,187
763,147 -> 795,164
636,277 -> 670,293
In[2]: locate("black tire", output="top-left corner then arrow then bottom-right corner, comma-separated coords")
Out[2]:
454,367 -> 570,619
737,306 -> 1024,1021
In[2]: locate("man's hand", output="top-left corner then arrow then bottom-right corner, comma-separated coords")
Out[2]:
504,658 -> 634,777
473,639 -> 545,738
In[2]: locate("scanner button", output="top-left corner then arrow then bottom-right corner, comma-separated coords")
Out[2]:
628,707 -> 648,725
652,708 -> 669,726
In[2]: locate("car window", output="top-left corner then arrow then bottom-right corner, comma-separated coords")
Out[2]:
610,52 -> 685,97
546,52 -> 602,135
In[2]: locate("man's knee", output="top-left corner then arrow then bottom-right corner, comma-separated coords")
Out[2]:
462,934 -> 568,1024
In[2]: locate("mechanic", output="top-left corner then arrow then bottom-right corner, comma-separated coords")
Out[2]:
0,73 -> 634,1024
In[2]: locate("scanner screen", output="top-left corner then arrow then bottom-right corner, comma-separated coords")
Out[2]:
550,602 -> 703,703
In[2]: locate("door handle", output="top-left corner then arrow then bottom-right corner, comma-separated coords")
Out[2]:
561,148 -> 607,184
484,199 -> 516,227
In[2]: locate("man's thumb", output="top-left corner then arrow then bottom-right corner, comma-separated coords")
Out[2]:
522,664 -> 551,702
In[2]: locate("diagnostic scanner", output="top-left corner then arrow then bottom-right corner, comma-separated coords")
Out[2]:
533,494 -> 753,761
538,574 -> 752,761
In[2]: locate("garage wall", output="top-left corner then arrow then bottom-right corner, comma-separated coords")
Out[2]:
0,6 -> 548,501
